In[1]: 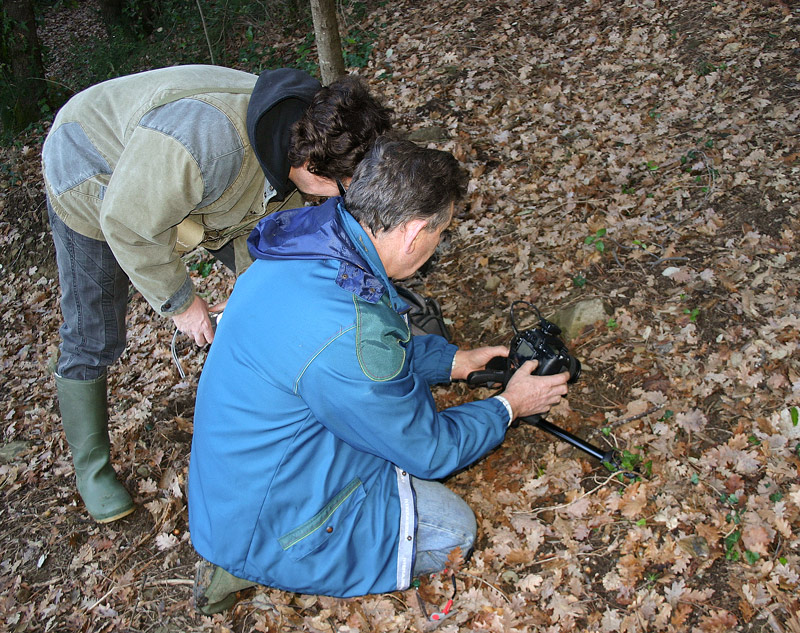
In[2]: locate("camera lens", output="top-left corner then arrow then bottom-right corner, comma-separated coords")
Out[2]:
568,356 -> 581,383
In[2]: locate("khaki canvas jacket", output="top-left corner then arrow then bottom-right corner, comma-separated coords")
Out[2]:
42,65 -> 311,316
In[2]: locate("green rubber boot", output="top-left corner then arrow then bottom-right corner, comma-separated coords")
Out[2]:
55,374 -> 135,523
194,559 -> 256,615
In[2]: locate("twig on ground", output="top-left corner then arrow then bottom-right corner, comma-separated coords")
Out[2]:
649,256 -> 690,267
459,571 -> 511,604
587,405 -> 664,439
515,471 -> 625,518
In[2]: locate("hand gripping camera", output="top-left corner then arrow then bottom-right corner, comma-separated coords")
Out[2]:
468,301 -> 621,469
468,301 -> 581,387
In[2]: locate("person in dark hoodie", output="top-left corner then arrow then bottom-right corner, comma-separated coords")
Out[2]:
188,137 -> 570,613
41,65 -> 391,524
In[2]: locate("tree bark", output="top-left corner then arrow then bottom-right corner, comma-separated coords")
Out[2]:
98,0 -> 124,31
1,0 -> 47,134
309,0 -> 346,85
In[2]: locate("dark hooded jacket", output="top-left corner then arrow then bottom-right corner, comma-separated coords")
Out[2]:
42,65 -> 320,316
188,198 -> 510,596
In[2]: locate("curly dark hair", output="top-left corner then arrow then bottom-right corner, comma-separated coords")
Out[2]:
287,75 -> 393,181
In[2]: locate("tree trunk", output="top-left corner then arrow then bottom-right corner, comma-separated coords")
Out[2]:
309,0 -> 345,85
98,0 -> 124,31
1,0 -> 47,134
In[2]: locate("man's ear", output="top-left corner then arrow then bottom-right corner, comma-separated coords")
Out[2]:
402,218 -> 429,253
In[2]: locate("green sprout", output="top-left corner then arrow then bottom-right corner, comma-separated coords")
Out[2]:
724,530 -> 741,561
744,550 -> 760,565
190,260 -> 214,278
584,228 -> 607,252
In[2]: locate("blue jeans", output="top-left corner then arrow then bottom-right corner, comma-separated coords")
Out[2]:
48,202 -> 240,381
49,203 -> 129,380
412,477 -> 476,576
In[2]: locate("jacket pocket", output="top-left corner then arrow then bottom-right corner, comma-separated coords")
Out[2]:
278,477 -> 365,562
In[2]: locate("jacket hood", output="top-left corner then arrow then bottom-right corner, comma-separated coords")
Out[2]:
247,197 -> 386,303
246,69 -> 321,199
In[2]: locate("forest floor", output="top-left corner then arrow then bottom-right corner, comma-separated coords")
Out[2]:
0,0 -> 799,632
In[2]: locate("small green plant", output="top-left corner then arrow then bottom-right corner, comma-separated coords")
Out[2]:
584,228 -> 607,252
644,160 -> 659,171
696,60 -> 726,76
189,260 -> 214,278
680,149 -> 697,171
721,493 -> 743,526
343,28 -> 377,68
790,406 -> 799,427
238,25 -> 262,70
604,450 -> 651,482
572,274 -> 587,288
294,32 -> 318,74
683,307 -> 700,322
606,317 -> 618,330
724,529 -> 740,561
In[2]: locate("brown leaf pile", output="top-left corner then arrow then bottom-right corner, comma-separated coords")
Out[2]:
0,0 -> 798,631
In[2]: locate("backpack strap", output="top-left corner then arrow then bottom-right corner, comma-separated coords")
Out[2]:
395,286 -> 451,342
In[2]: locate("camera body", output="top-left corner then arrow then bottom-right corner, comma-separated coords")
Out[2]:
510,319 -> 581,383
466,305 -> 581,389
466,301 -> 626,470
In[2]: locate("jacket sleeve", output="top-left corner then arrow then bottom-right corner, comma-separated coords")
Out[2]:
407,334 -> 457,385
99,126 -> 207,316
297,333 -> 509,480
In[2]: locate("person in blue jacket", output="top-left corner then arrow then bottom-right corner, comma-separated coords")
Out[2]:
188,137 -> 571,614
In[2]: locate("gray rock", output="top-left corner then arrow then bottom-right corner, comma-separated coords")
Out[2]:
0,440 -> 31,464
406,126 -> 449,143
550,299 -> 613,341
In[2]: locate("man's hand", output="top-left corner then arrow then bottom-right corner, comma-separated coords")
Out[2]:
500,360 -> 569,419
209,299 -> 228,314
451,346 -> 509,381
172,295 -> 215,346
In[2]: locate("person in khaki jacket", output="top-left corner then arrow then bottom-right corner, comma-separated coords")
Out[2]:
41,64 -> 391,523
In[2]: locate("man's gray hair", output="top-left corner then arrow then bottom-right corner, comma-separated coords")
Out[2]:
344,136 -> 468,235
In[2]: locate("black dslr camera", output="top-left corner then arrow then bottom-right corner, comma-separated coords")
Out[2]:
467,301 -> 580,387
510,305 -> 581,382
468,301 -> 621,469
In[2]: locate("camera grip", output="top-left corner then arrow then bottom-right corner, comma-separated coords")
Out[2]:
466,356 -> 512,387
466,369 -> 508,387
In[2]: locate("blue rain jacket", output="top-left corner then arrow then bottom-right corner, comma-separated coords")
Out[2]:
188,197 -> 510,597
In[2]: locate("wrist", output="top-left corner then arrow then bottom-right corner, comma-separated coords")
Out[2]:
160,275 -> 195,316
493,395 -> 514,427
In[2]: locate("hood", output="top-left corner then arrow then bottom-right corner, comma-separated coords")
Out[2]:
246,68 -> 321,199
247,197 -> 387,303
